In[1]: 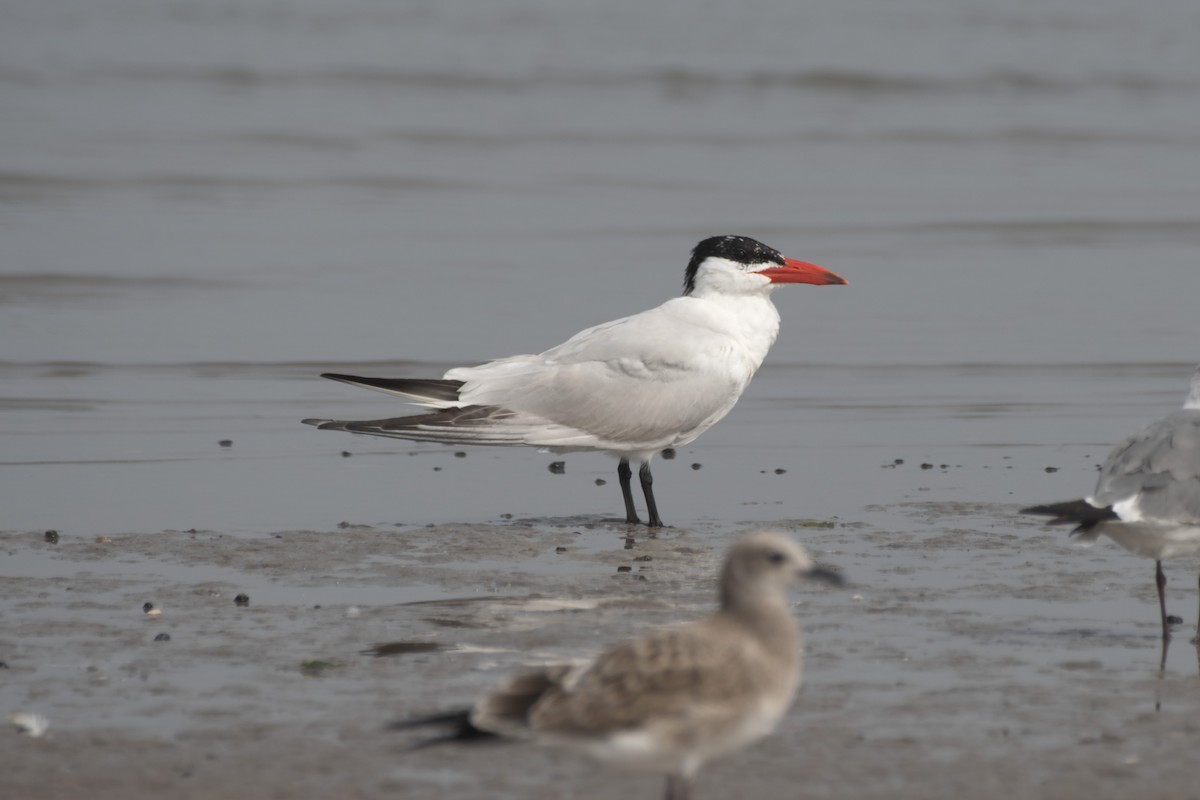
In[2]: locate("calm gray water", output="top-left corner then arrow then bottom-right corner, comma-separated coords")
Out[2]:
2,0 -> 1199,533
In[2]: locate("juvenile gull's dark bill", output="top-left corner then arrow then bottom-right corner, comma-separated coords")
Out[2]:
1023,366 -> 1200,642
302,236 -> 846,528
389,531 -> 843,800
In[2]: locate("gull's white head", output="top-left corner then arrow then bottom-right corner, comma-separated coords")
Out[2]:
1185,365 -> 1200,410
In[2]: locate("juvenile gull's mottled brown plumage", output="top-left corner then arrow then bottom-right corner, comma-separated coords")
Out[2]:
391,531 -> 843,800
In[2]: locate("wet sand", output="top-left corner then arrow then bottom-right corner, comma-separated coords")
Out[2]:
5,503 -> 1199,800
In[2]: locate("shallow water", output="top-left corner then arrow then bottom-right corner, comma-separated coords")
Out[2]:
3,1 -> 1200,797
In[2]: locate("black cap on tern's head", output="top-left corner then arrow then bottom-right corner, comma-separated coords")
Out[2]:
684,236 -> 784,295
683,235 -> 847,295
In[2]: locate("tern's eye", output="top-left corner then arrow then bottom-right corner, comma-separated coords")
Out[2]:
766,551 -> 786,565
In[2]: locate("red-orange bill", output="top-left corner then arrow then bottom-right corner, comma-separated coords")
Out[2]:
758,257 -> 847,286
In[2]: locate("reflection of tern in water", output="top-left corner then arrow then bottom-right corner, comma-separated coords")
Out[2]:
304,236 -> 846,527
1024,366 -> 1200,642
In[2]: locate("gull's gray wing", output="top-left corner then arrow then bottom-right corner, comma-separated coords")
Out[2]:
1091,409 -> 1200,524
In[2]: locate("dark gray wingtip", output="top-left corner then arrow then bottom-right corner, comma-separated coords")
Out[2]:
318,373 -> 466,403
808,565 -> 846,587
386,709 -> 475,731
385,709 -> 501,751
1020,499 -> 1118,532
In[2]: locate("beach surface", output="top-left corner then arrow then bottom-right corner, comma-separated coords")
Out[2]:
5,494 -> 1200,799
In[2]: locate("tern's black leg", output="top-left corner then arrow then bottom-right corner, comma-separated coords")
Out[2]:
639,462 -> 663,528
664,774 -> 691,800
1156,560 -> 1171,641
617,458 -> 640,524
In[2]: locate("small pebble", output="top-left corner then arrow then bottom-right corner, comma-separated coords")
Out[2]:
234,594 -> 250,607
454,451 -> 466,458
548,461 -> 566,474
595,478 -> 607,486
44,530 -> 59,544
1044,466 -> 1058,473
433,466 -> 442,471
154,633 -> 171,642
691,463 -> 702,470
218,440 -> 233,448
894,458 -> 904,465
555,546 -> 567,553
920,463 -> 933,470
616,565 -> 632,573
774,468 -> 787,475
662,448 -> 676,460
142,602 -> 155,613
341,451 -> 352,458
1168,614 -> 1184,624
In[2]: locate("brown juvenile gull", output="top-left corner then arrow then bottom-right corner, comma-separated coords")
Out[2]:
302,236 -> 846,527
389,531 -> 843,799
1023,365 -> 1200,641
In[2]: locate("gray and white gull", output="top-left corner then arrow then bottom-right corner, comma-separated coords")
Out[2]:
1024,366 -> 1200,641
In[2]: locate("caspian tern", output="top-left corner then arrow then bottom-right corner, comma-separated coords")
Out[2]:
1023,366 -> 1200,641
388,531 -> 844,800
303,235 -> 846,527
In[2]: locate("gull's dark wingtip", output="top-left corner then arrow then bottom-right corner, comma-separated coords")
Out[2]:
386,709 -> 474,731
808,565 -> 846,587
386,709 -> 501,751
1020,499 -> 1118,531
